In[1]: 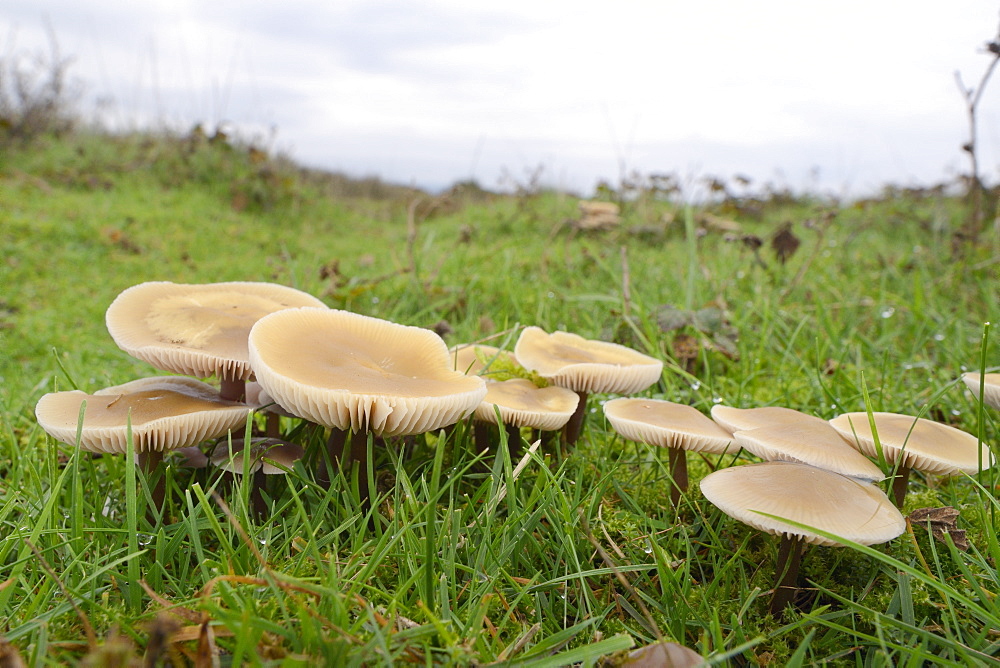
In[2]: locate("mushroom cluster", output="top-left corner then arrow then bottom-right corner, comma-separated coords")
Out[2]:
32,276 -> 997,625
36,280 -> 327,515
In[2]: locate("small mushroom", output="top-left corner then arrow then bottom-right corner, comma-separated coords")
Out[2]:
245,381 -> 301,438
962,372 -> 1000,409
210,436 -> 304,516
615,640 -> 705,667
514,326 -> 663,446
249,307 -> 487,503
35,376 -> 251,514
106,281 -> 326,401
733,420 -> 884,482
700,461 -> 905,615
449,344 -> 515,379
604,398 -> 735,506
710,404 -> 829,435
829,411 -> 996,507
473,378 -> 579,458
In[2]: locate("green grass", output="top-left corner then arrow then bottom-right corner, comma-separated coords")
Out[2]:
1,130 -> 999,665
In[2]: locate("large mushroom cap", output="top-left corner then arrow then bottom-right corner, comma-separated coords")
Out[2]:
34,376 -> 252,454
604,397 -> 735,454
248,308 -> 487,436
829,411 -> 995,475
700,462 -> 905,547
106,281 -> 327,381
734,421 -> 884,482
962,372 -> 1000,409
711,405 -> 828,435
513,326 -> 662,394
474,378 -> 579,430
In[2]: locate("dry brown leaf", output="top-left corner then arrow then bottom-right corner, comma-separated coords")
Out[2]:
909,507 -> 969,551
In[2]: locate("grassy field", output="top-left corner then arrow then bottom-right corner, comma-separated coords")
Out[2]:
1,129 -> 999,666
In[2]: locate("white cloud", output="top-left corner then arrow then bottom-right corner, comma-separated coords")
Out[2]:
5,0 -> 1000,194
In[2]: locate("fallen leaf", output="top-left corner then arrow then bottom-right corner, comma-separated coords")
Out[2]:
909,507 -> 969,551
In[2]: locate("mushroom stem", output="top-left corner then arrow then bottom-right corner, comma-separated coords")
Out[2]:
219,376 -> 246,403
137,450 -> 166,518
770,534 -> 804,616
346,430 -> 371,509
251,468 -> 268,518
473,422 -> 492,456
264,413 -> 281,439
891,463 -> 912,508
323,428 -> 348,484
505,423 -> 523,461
667,447 -> 688,507
563,390 -> 590,446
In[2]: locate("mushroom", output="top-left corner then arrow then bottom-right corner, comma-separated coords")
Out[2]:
449,344 -> 515,380
35,376 -> 252,514
210,436 -> 304,516
733,420 -> 884,482
700,461 -> 905,615
248,307 -> 487,503
617,641 -> 705,667
473,378 -> 579,458
245,381 -> 301,438
710,404 -> 829,435
603,397 -> 735,506
962,372 -> 1000,409
105,281 -> 327,402
829,411 -> 996,507
513,326 -> 663,446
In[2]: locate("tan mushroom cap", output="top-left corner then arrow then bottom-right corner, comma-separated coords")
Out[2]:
513,326 -> 662,394
711,404 -> 828,435
210,437 -> 304,474
734,421 -> 884,482
829,412 -> 995,475
249,308 -> 487,436
245,381 -> 299,418
604,398 -> 736,454
474,378 -> 580,430
34,376 -> 251,454
700,461 -> 906,547
962,372 -> 1000,409
449,344 -> 514,379
106,281 -> 327,380
620,641 -> 705,668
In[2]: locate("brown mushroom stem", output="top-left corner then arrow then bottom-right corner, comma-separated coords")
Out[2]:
137,450 -> 166,518
474,422 -> 492,455
563,391 -> 589,446
891,464 -> 912,508
346,430 -> 371,509
219,376 -> 246,403
251,468 -> 268,517
265,413 -> 281,439
473,422 -> 524,461
667,447 -> 689,507
770,534 -> 804,616
505,424 -> 523,461
323,428 -> 348,484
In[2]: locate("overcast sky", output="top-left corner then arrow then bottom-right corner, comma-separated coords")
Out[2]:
5,1 -> 1000,197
